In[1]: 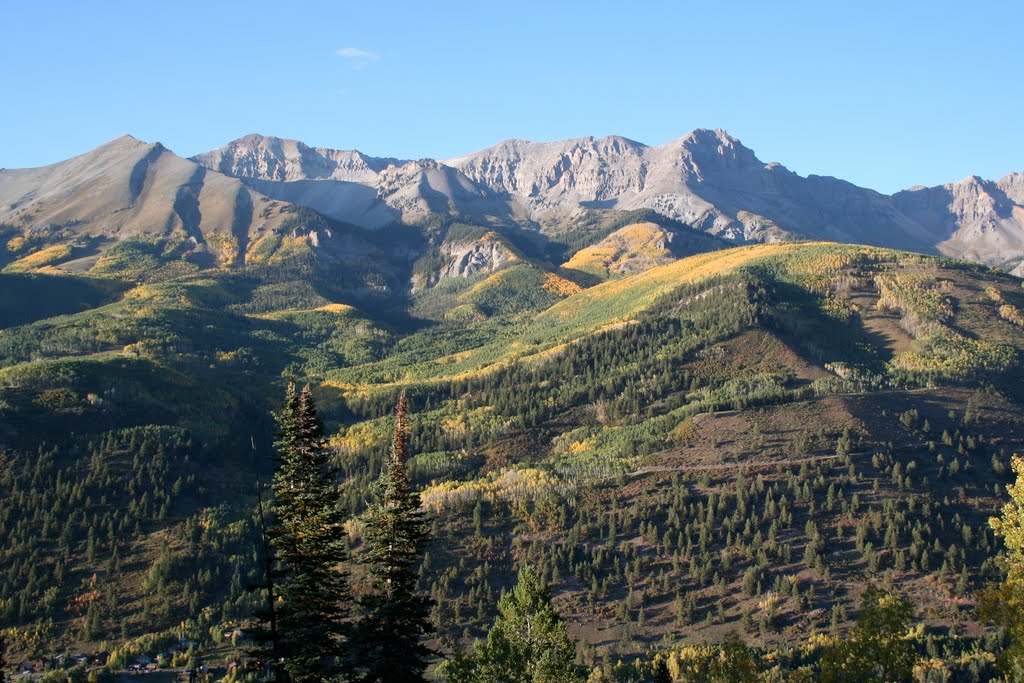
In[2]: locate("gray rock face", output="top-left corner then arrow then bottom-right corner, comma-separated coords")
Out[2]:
192,133 -> 401,183
190,134 -> 403,228
446,130 -> 1024,270
445,135 -> 649,214
439,236 -> 516,279
893,175 -> 1024,269
445,129 -> 936,250
375,159 -> 511,223
191,134 -> 510,228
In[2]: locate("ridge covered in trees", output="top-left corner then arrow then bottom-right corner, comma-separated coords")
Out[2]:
2,237 -> 1024,680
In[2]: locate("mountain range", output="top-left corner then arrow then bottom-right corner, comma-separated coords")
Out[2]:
4,130 -> 1024,668
2,129 -> 1023,278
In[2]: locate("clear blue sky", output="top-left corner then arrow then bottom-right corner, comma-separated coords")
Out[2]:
2,1 -> 1021,194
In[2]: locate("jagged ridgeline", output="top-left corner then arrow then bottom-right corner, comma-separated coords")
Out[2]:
1,237 -> 1023,677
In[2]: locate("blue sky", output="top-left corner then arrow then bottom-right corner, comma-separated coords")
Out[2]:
1,1 -> 1021,193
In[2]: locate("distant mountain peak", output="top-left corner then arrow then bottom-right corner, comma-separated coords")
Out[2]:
601,133 -> 645,146
98,134 -> 151,151
191,134 -> 403,184
672,128 -> 761,170
235,132 -> 278,143
681,127 -> 738,144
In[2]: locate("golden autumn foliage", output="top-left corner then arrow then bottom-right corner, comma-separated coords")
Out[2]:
5,235 -> 27,252
541,271 -> 583,297
890,328 -> 1016,377
669,417 -> 698,446
1001,304 -> 1024,328
984,285 -> 1024,327
653,639 -> 761,682
820,294 -> 855,322
204,233 -> 240,265
244,233 -> 283,264
875,272 -> 953,329
560,222 -> 677,280
419,467 -> 564,511
331,420 -> 389,454
3,243 -> 74,272
792,248 -> 884,294
250,302 -> 358,321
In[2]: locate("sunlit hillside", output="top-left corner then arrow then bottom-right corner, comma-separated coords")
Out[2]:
2,233 -> 1023,679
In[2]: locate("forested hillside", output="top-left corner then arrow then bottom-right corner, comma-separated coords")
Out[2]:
2,219 -> 1024,679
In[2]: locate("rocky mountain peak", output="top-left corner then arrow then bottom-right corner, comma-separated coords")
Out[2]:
672,128 -> 761,172
680,127 -> 737,146
109,133 -> 145,145
87,134 -> 157,158
191,135 -> 402,184
996,172 -> 1024,204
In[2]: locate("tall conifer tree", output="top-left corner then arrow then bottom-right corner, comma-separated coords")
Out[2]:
351,393 -> 434,682
271,382 -> 352,682
245,473 -> 286,682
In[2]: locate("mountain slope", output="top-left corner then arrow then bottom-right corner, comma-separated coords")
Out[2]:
894,173 -> 1024,270
190,133 -> 404,228
0,136 -> 333,270
2,241 -> 1023,663
561,220 -> 725,282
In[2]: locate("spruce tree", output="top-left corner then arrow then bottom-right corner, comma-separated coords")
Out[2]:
271,382 -> 352,683
442,566 -> 582,683
246,474 -> 286,682
351,393 -> 434,682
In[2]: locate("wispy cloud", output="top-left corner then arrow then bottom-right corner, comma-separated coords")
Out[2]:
337,47 -> 380,69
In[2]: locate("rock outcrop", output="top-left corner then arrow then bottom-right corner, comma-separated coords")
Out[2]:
439,232 -> 518,279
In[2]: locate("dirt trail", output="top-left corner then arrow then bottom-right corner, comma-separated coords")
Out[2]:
628,454 -> 841,477
627,436 -> 1024,478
